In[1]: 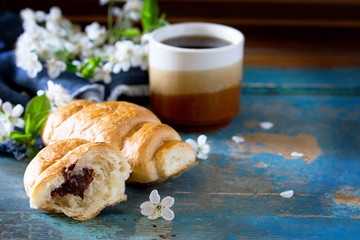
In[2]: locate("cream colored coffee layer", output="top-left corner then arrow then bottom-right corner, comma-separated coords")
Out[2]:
150,61 -> 242,95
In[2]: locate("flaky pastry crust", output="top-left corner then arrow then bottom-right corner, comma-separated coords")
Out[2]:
24,138 -> 131,221
41,101 -> 196,184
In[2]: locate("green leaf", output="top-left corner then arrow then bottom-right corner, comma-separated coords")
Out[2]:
25,94 -> 51,122
20,93 -> 51,143
118,28 -> 141,37
29,110 -> 51,136
81,67 -> 93,79
66,62 -> 77,73
25,114 -> 31,135
158,17 -> 169,27
89,57 -> 101,68
34,111 -> 51,131
11,92 -> 51,160
141,0 -> 160,33
89,57 -> 96,68
80,57 -> 103,79
160,12 -> 167,20
147,20 -> 168,33
9,131 -> 32,143
141,0 -> 169,33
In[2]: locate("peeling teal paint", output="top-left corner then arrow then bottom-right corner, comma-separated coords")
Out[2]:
2,67 -> 360,239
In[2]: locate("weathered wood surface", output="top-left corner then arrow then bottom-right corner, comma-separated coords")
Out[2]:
1,67 -> 360,239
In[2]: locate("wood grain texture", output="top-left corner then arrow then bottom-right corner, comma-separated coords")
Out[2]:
1,67 -> 360,239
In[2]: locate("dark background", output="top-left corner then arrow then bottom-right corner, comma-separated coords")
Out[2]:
2,0 -> 360,67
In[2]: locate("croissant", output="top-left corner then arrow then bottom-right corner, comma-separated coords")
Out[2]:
23,138 -> 131,221
41,100 -> 196,184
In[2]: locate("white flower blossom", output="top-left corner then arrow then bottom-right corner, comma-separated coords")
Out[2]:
46,59 -> 66,79
130,44 -> 148,70
85,22 -> 107,46
16,32 -> 35,51
186,135 -> 211,160
15,50 -> 43,78
1,102 -> 25,129
140,190 -> 175,221
124,0 -> 143,21
37,81 -> 72,110
73,34 -> 94,57
35,10 -> 46,22
20,8 -> 36,25
114,62 -> 125,72
16,24 -> 48,51
46,20 -> 66,36
112,7 -> 123,18
0,115 -> 13,143
109,41 -> 143,74
93,64 -> 112,84
0,99 -> 20,142
47,7 -> 62,23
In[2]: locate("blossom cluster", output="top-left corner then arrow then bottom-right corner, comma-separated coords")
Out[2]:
0,100 -> 25,143
37,81 -> 73,110
15,0 -> 148,83
0,81 -> 71,143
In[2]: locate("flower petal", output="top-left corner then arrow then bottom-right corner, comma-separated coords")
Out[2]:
1,119 -> 13,134
161,207 -> 174,221
185,139 -> 198,149
280,190 -> 294,198
197,152 -> 208,160
161,196 -> 174,208
13,118 -> 25,129
113,63 -> 122,74
197,135 -> 207,146
291,152 -> 304,158
201,144 -> 210,155
11,104 -> 24,117
2,102 -> 12,116
37,90 -> 45,96
47,80 -> 55,89
149,189 -> 160,205
260,121 -> 274,130
140,201 -> 153,209
0,98 -> 2,107
141,206 -> 156,216
232,135 -> 245,143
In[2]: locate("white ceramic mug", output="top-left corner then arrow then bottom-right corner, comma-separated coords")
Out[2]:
149,22 -> 245,130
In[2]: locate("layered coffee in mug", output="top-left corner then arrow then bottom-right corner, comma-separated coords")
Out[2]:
149,22 -> 244,130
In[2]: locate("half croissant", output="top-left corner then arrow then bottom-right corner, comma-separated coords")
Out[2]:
23,138 -> 131,221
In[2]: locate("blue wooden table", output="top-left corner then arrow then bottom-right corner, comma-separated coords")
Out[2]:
1,67 -> 360,239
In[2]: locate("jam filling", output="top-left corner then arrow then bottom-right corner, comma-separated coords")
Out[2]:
51,163 -> 95,200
